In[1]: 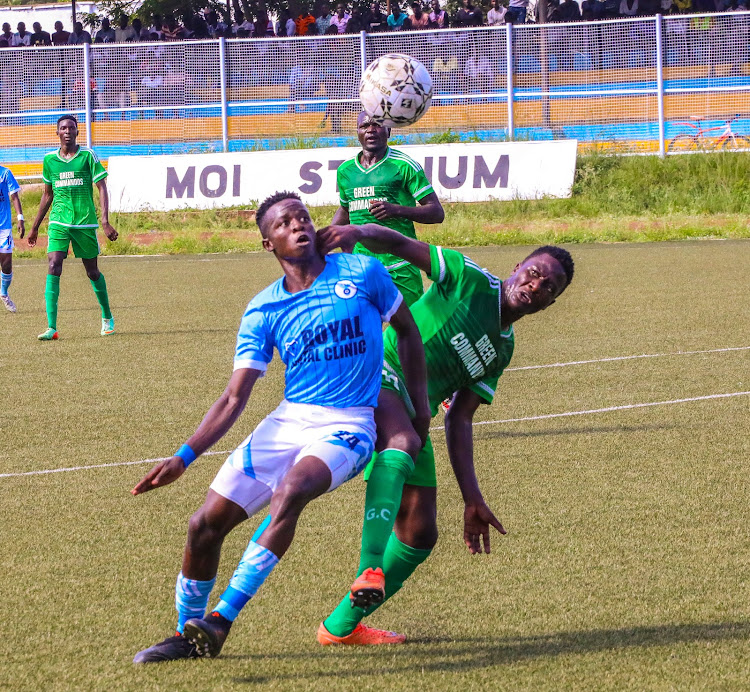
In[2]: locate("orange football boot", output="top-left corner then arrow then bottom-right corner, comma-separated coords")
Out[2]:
317,622 -> 406,646
349,566 -> 386,608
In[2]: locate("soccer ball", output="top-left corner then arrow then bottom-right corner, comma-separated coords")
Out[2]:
359,54 -> 433,128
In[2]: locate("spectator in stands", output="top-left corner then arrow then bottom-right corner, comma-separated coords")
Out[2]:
619,0 -> 639,15
331,3 -> 351,32
96,17 -> 116,43
276,8 -> 297,35
0,23 -> 12,44
205,10 -> 227,38
455,0 -> 483,26
115,15 -> 136,42
162,16 -> 186,41
148,14 -> 164,39
429,0 -> 450,27
295,6 -> 317,36
487,0 -> 508,25
51,21 -> 70,45
367,2 -> 387,30
506,0 -> 529,23
289,61 -> 320,110
30,22 -> 51,46
388,3 -> 409,29
346,5 -> 368,32
131,18 -> 150,41
234,11 -> 255,35
317,4 -> 333,34
190,13 -> 211,39
68,22 -> 92,44
410,2 -> 431,28
12,22 -> 31,47
251,4 -> 272,37
557,0 -> 582,20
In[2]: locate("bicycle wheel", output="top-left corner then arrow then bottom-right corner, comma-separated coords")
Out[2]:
667,135 -> 699,154
722,135 -> 750,152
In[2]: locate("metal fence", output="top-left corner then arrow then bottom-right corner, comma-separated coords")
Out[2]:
1,11 -> 749,176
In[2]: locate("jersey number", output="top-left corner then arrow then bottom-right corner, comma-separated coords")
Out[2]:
332,431 -> 361,450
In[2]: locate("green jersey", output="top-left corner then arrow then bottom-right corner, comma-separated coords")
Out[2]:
42,147 -> 107,230
383,245 -> 515,415
337,147 -> 434,273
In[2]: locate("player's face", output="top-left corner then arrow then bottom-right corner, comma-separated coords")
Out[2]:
357,113 -> 390,152
503,253 -> 568,316
57,119 -> 78,146
262,199 -> 317,260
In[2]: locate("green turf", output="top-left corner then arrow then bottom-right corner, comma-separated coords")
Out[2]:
1,242 -> 749,690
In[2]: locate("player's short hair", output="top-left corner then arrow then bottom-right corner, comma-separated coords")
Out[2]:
256,190 -> 302,236
56,114 -> 78,127
525,245 -> 575,288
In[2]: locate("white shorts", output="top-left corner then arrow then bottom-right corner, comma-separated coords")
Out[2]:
0,228 -> 13,253
210,400 -> 376,517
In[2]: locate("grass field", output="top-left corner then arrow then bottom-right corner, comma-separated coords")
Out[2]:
2,241 -> 749,690
12,153 -> 750,259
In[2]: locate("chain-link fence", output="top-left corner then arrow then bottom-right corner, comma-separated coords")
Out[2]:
2,11 -> 749,176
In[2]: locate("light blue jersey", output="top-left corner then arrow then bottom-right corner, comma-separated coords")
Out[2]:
234,253 -> 402,408
0,166 -> 20,233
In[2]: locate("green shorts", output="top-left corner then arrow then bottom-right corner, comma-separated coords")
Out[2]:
388,263 -> 424,308
370,359 -> 437,488
47,225 -> 100,259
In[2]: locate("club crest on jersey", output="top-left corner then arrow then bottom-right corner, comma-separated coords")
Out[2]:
334,280 -> 358,300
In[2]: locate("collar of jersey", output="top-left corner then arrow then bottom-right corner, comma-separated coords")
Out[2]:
278,255 -> 332,296
55,146 -> 82,163
355,147 -> 391,174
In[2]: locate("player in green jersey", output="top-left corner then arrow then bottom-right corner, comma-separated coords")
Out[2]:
316,223 -> 574,645
28,114 -> 118,340
332,112 -> 445,306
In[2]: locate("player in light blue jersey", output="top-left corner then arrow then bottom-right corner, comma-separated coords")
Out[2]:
0,165 -> 25,313
131,191 -> 429,664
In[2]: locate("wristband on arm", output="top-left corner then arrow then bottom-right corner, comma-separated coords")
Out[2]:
175,443 -> 197,468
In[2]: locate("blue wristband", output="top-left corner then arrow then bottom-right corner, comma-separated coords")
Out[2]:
175,443 -> 197,468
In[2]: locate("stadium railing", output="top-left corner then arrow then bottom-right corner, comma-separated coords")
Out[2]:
1,11 -> 748,177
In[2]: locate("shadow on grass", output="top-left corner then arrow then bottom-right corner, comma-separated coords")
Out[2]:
228,620 -> 750,683
473,424 -> 672,440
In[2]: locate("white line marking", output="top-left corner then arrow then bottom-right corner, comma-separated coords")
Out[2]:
3,391 -> 748,479
429,391 -> 750,431
506,346 -> 750,372
0,449 -> 230,479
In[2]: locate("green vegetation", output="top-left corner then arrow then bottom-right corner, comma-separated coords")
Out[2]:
14,152 -> 750,258
3,243 -> 749,689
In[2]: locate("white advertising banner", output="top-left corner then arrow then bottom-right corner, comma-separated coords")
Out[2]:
107,140 -> 578,213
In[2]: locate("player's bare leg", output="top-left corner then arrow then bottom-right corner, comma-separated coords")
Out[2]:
184,457 -> 333,658
0,252 -> 15,312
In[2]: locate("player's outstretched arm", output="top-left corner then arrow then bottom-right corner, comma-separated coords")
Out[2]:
445,388 -> 507,555
96,180 -> 118,241
131,367 -> 261,496
318,223 -> 431,273
388,301 -> 431,445
28,184 -> 53,246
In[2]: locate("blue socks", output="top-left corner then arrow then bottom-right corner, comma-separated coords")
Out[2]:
0,271 -> 11,297
214,542 -> 280,622
175,572 -> 216,634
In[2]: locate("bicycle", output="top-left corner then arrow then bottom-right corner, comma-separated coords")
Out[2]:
667,115 -> 750,153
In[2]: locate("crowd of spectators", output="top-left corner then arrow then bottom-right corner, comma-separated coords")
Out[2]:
0,0 -> 747,50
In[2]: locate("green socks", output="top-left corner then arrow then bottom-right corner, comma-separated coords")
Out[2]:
90,273 -> 112,320
358,448 -> 414,574
323,533 -> 432,637
45,274 -> 60,330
